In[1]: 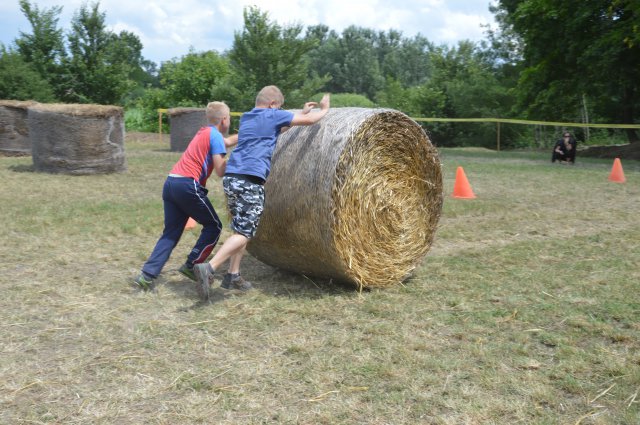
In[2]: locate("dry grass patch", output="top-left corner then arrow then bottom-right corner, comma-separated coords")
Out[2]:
0,136 -> 638,424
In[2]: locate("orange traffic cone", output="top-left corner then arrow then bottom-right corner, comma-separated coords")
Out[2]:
608,158 -> 626,183
452,166 -> 476,199
185,217 -> 197,230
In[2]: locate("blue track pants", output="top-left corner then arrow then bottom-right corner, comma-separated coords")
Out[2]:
142,176 -> 222,278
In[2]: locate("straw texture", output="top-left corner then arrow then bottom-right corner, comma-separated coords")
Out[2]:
168,107 -> 206,151
0,100 -> 38,156
28,103 -> 126,174
247,107 -> 443,289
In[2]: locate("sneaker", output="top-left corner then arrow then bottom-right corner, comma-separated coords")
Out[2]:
178,263 -> 196,281
134,273 -> 155,291
220,273 -> 253,291
193,263 -> 214,300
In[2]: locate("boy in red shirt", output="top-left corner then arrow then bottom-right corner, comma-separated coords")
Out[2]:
134,101 -> 237,291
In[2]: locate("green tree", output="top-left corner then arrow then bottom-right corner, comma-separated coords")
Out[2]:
377,32 -> 433,87
108,30 -> 158,103
131,50 -> 235,132
373,33 -> 439,116
14,0 -> 66,98
130,87 -> 170,132
494,0 -> 640,142
373,30 -> 402,80
0,46 -> 55,101
304,25 -> 340,93
65,2 -> 139,104
375,78 -> 417,114
433,41 -> 510,118
306,28 -> 433,102
307,26 -> 383,99
229,6 -> 324,109
410,41 -> 516,147
159,49 -> 233,107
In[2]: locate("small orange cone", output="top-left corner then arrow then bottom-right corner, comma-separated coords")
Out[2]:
185,217 -> 197,230
608,158 -> 626,183
452,166 -> 476,199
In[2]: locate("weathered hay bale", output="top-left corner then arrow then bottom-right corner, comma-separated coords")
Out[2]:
168,107 -> 206,151
248,107 -> 443,289
28,103 -> 126,175
0,100 -> 38,156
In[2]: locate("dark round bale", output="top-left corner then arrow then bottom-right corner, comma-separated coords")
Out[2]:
28,103 -> 126,175
168,107 -> 207,152
247,107 -> 443,289
0,100 -> 38,156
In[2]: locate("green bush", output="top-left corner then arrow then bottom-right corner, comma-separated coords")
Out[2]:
314,93 -> 375,108
127,88 -> 170,133
124,107 -> 149,132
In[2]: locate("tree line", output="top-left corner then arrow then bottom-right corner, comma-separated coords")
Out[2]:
1,1 -> 638,147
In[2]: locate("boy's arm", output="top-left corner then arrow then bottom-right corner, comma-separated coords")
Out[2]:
289,94 -> 330,127
212,153 -> 226,177
224,134 -> 238,148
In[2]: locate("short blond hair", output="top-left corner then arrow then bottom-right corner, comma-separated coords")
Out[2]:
255,85 -> 284,107
206,101 -> 229,125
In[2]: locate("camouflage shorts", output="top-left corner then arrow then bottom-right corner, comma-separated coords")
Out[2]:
223,176 -> 265,239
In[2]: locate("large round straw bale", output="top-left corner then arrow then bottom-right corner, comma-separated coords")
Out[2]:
28,103 -> 126,174
248,107 -> 443,289
0,100 -> 38,156
168,107 -> 206,151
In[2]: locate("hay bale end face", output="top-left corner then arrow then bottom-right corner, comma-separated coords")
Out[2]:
168,107 -> 207,152
0,100 -> 38,156
247,107 -> 443,289
28,103 -> 126,175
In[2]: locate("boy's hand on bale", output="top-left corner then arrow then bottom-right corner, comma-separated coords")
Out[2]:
319,93 -> 330,110
302,102 -> 318,114
301,94 -> 330,114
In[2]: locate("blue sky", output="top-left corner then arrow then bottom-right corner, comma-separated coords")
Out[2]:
0,0 -> 498,65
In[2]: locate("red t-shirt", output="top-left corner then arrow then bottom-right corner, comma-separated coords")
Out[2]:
170,126 -> 226,186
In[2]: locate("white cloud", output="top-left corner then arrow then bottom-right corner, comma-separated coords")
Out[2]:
439,12 -> 492,44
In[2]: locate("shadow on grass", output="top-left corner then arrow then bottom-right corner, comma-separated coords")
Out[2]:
239,255 -> 362,299
8,164 -> 35,173
161,254 -> 360,310
175,290 -> 236,311
160,276 -> 236,311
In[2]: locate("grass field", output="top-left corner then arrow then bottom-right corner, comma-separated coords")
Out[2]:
1,134 -> 639,424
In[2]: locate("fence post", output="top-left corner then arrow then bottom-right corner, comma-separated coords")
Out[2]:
496,121 -> 501,151
157,108 -> 168,142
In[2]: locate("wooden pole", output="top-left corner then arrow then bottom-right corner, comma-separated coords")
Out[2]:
582,93 -> 590,142
496,121 -> 501,151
